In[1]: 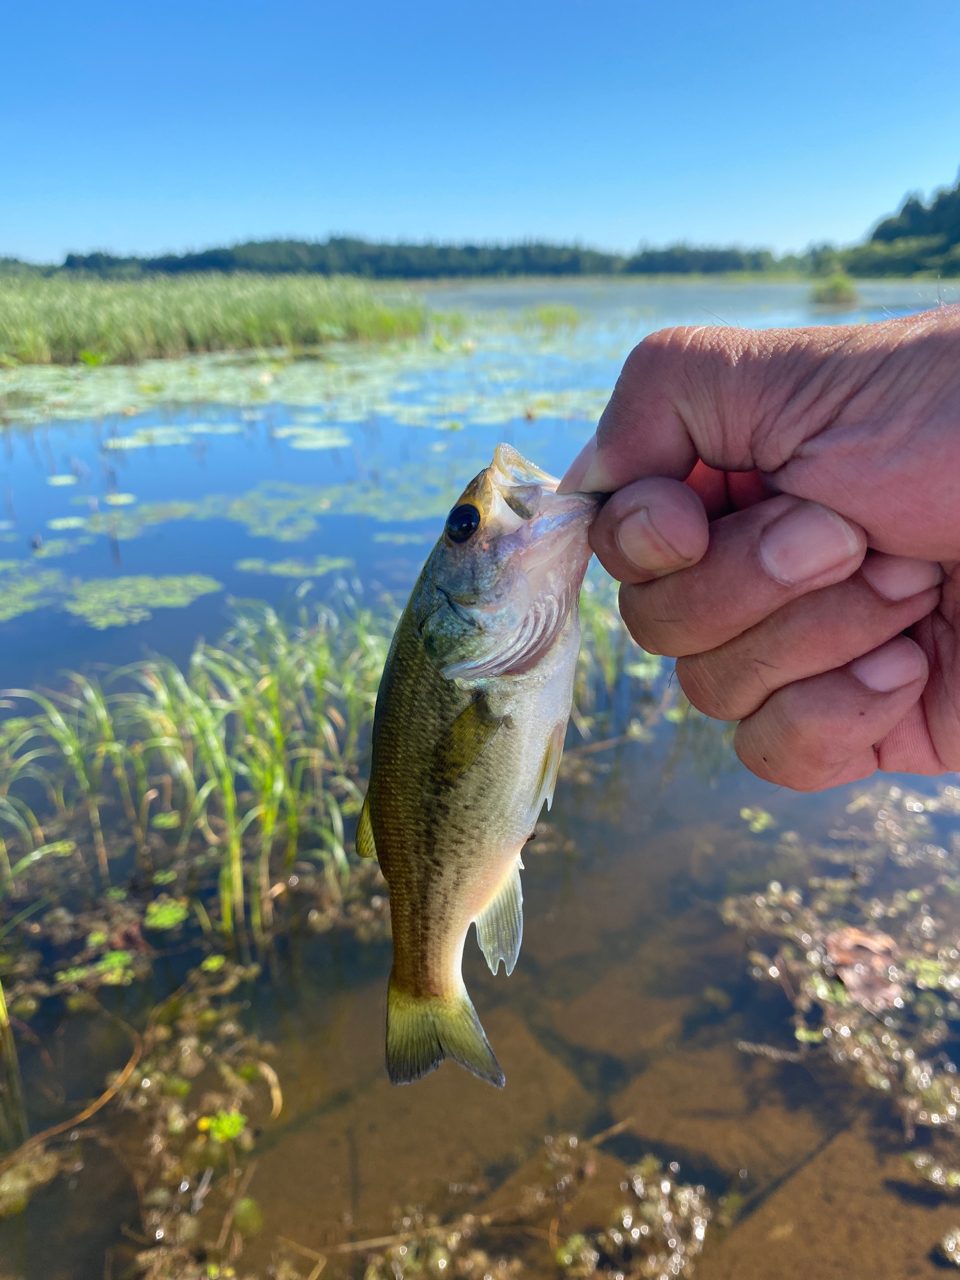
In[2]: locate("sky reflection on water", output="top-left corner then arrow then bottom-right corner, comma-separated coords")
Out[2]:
2,279 -> 960,1279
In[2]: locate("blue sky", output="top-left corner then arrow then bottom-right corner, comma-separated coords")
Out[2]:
4,0 -> 959,261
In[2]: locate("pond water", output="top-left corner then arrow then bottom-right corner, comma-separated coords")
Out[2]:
2,279 -> 960,1280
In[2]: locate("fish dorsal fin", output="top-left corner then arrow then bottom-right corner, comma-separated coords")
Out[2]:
356,798 -> 378,860
475,858 -> 523,976
535,722 -> 566,815
434,694 -> 504,787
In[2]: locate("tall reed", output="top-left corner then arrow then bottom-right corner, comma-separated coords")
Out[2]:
0,274 -> 426,365
0,589 -> 657,942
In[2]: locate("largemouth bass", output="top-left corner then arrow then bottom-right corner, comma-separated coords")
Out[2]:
358,445 -> 598,1088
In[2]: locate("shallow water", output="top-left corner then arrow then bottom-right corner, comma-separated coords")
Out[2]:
2,278 -> 960,1279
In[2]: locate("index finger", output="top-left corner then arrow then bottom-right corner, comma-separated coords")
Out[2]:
561,315 -> 933,494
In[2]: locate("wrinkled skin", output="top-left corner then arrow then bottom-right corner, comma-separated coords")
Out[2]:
563,306 -> 960,791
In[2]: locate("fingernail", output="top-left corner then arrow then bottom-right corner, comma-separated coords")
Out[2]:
577,447 -> 615,494
758,501 -> 862,585
558,436 -> 597,493
861,555 -> 943,601
850,638 -> 926,692
616,506 -> 688,572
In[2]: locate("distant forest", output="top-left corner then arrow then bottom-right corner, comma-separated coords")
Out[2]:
4,169 -> 959,280
55,241 -> 797,279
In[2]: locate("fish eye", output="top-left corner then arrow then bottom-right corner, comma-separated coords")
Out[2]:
445,503 -> 481,544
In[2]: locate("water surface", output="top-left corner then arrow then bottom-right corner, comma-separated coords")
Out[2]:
2,279 -> 960,1279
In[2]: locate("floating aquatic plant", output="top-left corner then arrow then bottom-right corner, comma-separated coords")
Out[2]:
103,423 -> 245,450
30,538 -> 76,560
64,574 -> 222,628
235,556 -> 353,579
0,565 -> 64,622
46,517 -> 86,531
1,313 -> 614,429
272,425 -> 352,449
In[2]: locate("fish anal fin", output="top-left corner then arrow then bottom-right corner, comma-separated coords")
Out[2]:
536,722 -> 566,814
356,798 -> 377,860
386,976 -> 504,1088
475,859 -> 523,977
434,694 -> 504,787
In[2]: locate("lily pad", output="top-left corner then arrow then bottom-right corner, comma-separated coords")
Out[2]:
64,574 -> 222,628
32,539 -> 76,559
0,565 -> 65,621
272,425 -> 351,449
235,556 -> 353,578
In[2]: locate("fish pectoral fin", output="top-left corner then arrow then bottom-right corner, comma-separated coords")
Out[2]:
536,722 -> 566,814
475,858 -> 523,977
386,976 -> 504,1088
355,798 -> 378,860
434,694 -> 505,787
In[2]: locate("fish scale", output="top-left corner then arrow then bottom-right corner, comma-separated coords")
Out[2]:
357,444 -> 598,1087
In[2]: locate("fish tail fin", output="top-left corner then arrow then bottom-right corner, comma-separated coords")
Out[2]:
386,975 -> 504,1088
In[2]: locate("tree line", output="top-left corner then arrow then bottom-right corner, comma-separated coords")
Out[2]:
4,169 -> 959,280
44,240 -> 815,279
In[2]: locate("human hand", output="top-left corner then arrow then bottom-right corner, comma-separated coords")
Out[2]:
562,306 -> 960,790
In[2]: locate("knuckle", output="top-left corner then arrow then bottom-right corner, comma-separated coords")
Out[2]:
676,656 -> 743,720
734,691 -> 855,790
617,586 -> 669,655
618,581 -> 718,659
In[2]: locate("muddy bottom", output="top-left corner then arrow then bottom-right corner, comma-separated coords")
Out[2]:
1,748 -> 949,1279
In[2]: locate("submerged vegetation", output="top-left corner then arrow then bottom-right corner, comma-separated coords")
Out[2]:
0,582 -> 678,1269
335,1131 -> 712,1280
0,274 -> 425,366
722,780 -> 960,1265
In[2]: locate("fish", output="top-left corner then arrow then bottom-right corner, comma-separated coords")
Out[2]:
357,444 -> 599,1088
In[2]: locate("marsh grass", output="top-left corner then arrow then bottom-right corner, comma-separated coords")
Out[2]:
0,582 -> 663,950
0,274 -> 426,366
810,273 -> 860,308
0,599 -> 393,943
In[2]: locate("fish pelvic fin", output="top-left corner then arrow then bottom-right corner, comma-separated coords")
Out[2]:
386,976 -> 504,1089
356,797 -> 378,860
475,858 -> 523,976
